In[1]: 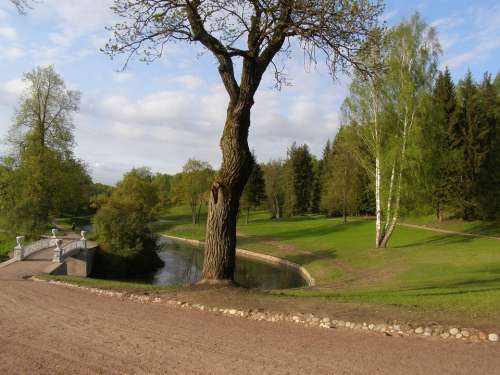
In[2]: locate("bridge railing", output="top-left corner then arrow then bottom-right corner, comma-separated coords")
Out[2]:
13,236 -> 56,261
12,229 -> 88,262
24,238 -> 56,259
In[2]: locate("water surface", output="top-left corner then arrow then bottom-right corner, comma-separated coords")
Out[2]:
153,237 -> 307,289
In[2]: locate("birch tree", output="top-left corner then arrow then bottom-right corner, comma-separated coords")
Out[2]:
344,13 -> 439,248
105,0 -> 383,282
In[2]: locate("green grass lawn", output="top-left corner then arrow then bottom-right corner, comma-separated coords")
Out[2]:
158,206 -> 500,321
40,275 -> 180,291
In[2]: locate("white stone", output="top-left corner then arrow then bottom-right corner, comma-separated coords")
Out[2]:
415,327 -> 424,334
488,333 -> 499,342
449,328 -> 459,335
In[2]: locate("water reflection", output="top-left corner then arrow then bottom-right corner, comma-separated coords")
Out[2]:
153,237 -> 307,289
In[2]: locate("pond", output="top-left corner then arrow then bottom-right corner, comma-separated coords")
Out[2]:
152,237 -> 308,290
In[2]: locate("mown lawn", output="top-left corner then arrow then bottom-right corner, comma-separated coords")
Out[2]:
40,275 -> 180,291
158,206 -> 500,321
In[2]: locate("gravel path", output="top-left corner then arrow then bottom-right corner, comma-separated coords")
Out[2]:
399,222 -> 500,241
1,274 -> 499,374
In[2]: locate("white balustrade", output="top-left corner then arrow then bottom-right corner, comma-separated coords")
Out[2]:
12,233 -> 88,263
23,238 -> 54,259
13,236 -> 25,260
53,238 -> 64,263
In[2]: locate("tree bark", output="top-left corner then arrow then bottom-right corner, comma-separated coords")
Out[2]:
201,102 -> 253,283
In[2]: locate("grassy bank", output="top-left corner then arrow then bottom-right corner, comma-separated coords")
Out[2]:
157,206 -> 500,322
39,275 -> 180,291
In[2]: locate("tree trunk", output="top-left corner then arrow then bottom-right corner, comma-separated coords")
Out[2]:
201,102 -> 253,283
191,201 -> 197,224
375,154 -> 383,247
197,202 -> 203,224
245,206 -> 250,225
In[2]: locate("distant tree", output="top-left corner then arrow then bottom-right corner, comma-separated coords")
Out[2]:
453,71 -> 495,219
418,67 -> 461,221
321,126 -> 366,223
172,159 -> 214,224
7,65 -> 80,157
262,160 -> 285,219
89,183 -> 115,211
152,173 -> 172,210
241,159 -> 266,224
310,158 -> 322,214
284,143 -> 314,216
93,168 -> 163,277
105,0 -> 383,282
474,73 -> 500,219
0,66 -> 88,234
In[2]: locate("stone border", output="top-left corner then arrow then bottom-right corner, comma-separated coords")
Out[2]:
160,234 -> 316,287
33,277 -> 499,344
0,257 -> 18,269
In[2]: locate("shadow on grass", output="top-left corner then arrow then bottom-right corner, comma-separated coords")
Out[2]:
392,232 -> 480,249
248,218 -> 369,243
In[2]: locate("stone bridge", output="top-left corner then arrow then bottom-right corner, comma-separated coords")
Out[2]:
0,230 -> 96,280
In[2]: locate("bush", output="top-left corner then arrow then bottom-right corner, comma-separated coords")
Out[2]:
92,168 -> 164,278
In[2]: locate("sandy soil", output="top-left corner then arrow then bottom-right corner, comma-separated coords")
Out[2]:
1,275 -> 500,375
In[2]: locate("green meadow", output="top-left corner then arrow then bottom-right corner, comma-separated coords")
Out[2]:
158,206 -> 500,321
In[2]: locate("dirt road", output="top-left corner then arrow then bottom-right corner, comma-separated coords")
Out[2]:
0,277 -> 499,375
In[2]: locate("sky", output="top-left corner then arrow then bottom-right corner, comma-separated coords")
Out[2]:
0,0 -> 499,185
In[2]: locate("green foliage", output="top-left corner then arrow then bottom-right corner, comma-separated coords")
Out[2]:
283,143 -> 314,216
241,158 -> 266,223
321,127 -> 372,219
451,71 -> 500,219
89,183 -> 115,211
171,159 -> 214,224
417,68 -> 462,219
93,168 -> 163,278
262,160 -> 286,219
0,66 -> 90,235
152,173 -> 172,210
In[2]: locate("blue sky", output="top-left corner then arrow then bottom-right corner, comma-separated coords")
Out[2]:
0,0 -> 499,184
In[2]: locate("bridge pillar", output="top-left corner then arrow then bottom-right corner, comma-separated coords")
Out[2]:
53,239 -> 64,263
13,236 -> 25,261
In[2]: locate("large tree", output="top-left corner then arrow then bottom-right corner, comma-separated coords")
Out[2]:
105,0 -> 383,282
7,65 -> 80,157
1,66 -> 89,233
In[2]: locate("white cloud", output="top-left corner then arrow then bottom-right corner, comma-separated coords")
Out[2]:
0,78 -> 26,103
33,0 -> 115,47
3,46 -> 24,61
431,16 -> 464,30
173,75 -> 203,90
0,26 -> 16,40
112,72 -> 133,82
442,4 -> 500,69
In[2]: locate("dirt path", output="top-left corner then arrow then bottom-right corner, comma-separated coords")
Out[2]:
0,277 -> 499,374
399,222 -> 500,241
